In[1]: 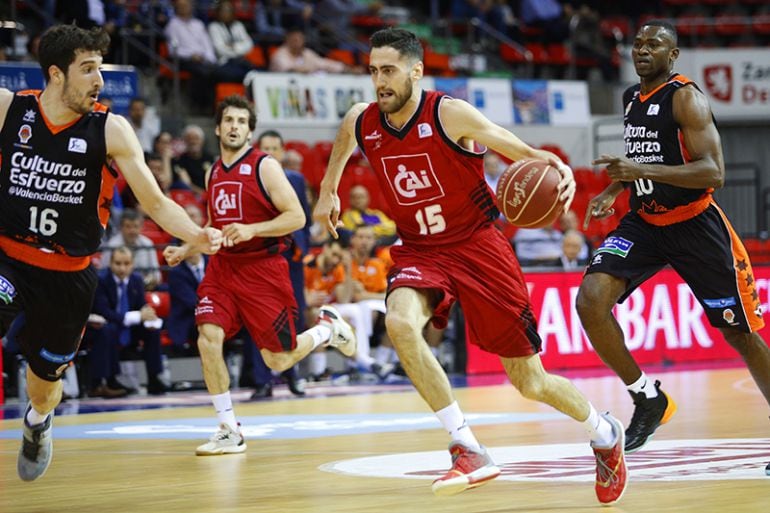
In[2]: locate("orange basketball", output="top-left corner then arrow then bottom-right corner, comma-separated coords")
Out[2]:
496,159 -> 565,228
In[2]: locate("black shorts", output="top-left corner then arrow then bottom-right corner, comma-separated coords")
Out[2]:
585,204 -> 765,333
0,250 -> 98,381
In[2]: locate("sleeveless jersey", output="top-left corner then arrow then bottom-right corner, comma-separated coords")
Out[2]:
0,90 -> 115,267
355,90 -> 498,246
622,74 -> 713,225
207,147 -> 291,257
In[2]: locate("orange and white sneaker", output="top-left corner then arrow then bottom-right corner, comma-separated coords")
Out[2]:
592,413 -> 628,506
431,442 -> 501,496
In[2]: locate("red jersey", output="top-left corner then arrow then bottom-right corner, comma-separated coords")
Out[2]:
207,148 -> 291,257
355,90 -> 498,246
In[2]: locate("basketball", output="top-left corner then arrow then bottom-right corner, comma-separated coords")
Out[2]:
496,159 -> 565,228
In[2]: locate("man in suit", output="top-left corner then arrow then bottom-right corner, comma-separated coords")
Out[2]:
167,244 -> 207,353
88,246 -> 170,395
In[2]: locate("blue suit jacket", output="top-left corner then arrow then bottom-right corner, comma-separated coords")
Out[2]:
166,259 -> 207,346
93,270 -> 148,325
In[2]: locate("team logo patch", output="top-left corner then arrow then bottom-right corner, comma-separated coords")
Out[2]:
381,153 -> 445,206
322,439 -> 770,482
417,123 -> 433,138
23,109 -> 36,122
646,104 -> 660,116
723,308 -> 737,325
0,275 -> 16,304
595,236 -> 634,258
18,124 -> 32,144
68,137 -> 87,153
239,163 -> 251,175
704,297 -> 737,308
211,181 -> 243,221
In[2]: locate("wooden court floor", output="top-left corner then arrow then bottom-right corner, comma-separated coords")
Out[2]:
1,366 -> 769,513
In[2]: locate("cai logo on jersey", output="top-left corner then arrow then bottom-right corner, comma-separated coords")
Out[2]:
381,153 -> 445,206
211,182 -> 243,221
703,64 -> 732,103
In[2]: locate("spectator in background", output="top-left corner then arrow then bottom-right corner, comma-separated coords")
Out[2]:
512,224 -> 564,267
567,3 -> 617,82
167,205 -> 207,353
89,247 -> 170,396
174,124 -> 214,194
138,0 -> 175,28
55,0 -> 104,29
102,209 -> 162,290
253,0 -> 312,44
559,209 -> 591,260
207,0 -> 254,82
340,185 -> 397,244
519,0 -> 569,42
269,28 -> 350,74
483,151 -> 506,192
127,97 -> 159,154
314,0 -> 381,51
556,229 -> 589,270
165,0 -> 243,110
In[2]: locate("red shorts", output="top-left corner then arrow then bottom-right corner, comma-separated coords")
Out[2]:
388,227 -> 540,358
196,254 -> 297,352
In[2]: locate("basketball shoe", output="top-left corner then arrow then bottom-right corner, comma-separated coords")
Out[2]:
431,442 -> 501,496
195,423 -> 247,455
625,380 -> 677,453
592,413 -> 627,505
17,403 -> 54,481
317,306 -> 356,357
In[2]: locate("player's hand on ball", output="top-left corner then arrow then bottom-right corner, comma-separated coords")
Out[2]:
549,157 -> 576,213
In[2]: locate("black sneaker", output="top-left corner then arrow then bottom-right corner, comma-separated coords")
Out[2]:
625,380 -> 677,453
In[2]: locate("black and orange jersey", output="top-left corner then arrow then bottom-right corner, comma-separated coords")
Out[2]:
0,90 -> 116,270
622,74 -> 713,225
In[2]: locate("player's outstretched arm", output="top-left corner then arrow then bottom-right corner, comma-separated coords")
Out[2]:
440,97 -> 575,210
313,101 -> 368,239
106,113 -> 222,254
220,157 -> 305,246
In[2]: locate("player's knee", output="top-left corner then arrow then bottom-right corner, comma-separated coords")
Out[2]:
385,311 -> 419,343
511,373 -> 546,401
576,282 -> 607,321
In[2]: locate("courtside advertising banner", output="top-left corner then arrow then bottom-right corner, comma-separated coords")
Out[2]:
467,266 -> 770,374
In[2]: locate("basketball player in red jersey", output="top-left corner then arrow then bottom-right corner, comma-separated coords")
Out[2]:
163,96 -> 355,456
0,25 -> 221,482
314,28 -> 627,504
580,20 -> 770,463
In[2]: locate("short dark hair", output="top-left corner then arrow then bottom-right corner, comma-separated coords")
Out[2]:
640,19 -> 678,46
257,130 -> 284,147
370,28 -> 423,62
215,95 -> 257,131
38,25 -> 110,81
120,208 -> 143,225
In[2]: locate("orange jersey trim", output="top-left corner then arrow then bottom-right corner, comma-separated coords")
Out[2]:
712,204 -> 765,333
638,74 -> 693,103
638,193 -> 712,226
20,90 -> 105,135
0,235 -> 90,271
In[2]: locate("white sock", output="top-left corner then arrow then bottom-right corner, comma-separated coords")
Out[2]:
211,392 -> 238,431
583,404 -> 616,448
305,325 -> 332,349
309,352 -> 327,376
435,401 -> 482,451
26,405 -> 50,426
627,372 -> 658,399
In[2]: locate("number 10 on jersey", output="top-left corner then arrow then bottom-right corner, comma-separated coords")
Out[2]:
415,204 -> 446,235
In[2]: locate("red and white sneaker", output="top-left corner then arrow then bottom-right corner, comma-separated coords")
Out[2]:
592,413 -> 628,506
317,305 -> 356,357
431,442 -> 501,496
